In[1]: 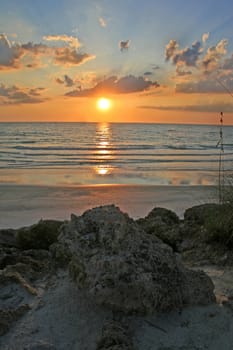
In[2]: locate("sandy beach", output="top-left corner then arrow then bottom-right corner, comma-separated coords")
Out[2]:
2,184 -> 233,350
0,184 -> 216,229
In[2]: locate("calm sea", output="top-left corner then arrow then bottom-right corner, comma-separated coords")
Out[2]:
0,122 -> 233,186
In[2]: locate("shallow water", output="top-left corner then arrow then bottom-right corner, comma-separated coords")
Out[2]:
1,122 -> 232,186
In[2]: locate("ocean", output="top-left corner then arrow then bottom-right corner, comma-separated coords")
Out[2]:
0,122 -> 233,186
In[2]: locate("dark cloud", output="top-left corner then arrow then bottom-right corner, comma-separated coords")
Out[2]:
144,71 -> 153,76
165,40 -> 203,67
56,75 -> 75,87
119,40 -> 130,52
0,84 -> 46,104
152,65 -> 160,70
66,75 -> 159,97
64,75 -> 74,87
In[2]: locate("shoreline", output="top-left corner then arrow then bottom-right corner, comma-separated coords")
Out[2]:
0,184 -> 217,229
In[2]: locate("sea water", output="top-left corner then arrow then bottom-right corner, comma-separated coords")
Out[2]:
0,122 -> 233,186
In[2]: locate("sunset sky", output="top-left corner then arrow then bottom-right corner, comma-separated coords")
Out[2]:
1,0 -> 233,124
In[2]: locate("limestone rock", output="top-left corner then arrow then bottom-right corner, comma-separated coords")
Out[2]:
136,207 -> 181,250
16,220 -> 63,250
23,342 -> 56,350
184,204 -> 221,226
96,319 -> 134,350
56,205 -> 215,314
0,304 -> 30,336
0,229 -> 18,248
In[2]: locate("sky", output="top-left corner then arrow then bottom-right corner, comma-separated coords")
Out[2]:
1,0 -> 233,124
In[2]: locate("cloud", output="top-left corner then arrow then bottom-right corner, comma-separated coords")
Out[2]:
53,48 -> 95,66
165,36 -> 233,94
64,75 -> 74,87
166,37 -> 228,74
99,17 -> 107,27
176,74 -> 233,94
176,67 -> 192,76
21,41 -> 95,67
0,34 -> 21,69
202,32 -> 210,43
0,83 -> 46,105
0,33 -> 95,69
144,71 -> 153,76
202,39 -> 228,72
152,65 -> 160,70
43,34 -> 81,49
165,40 -> 178,62
119,40 -> 130,52
138,102 -> 233,113
55,74 -> 75,87
66,75 -> 159,97
223,54 -> 233,70
55,77 -> 64,85
165,39 -> 203,67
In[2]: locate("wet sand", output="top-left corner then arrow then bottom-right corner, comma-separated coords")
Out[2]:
0,184 -> 216,228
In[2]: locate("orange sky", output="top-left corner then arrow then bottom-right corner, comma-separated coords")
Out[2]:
0,93 -> 232,125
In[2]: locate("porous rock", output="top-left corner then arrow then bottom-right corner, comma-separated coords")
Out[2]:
96,319 -> 134,350
136,207 -> 181,249
0,229 -> 18,248
16,219 -> 63,250
0,303 -> 31,336
56,205 -> 215,314
23,342 -> 56,350
184,203 -> 221,226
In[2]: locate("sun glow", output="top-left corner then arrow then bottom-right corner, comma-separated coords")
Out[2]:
97,98 -> 111,111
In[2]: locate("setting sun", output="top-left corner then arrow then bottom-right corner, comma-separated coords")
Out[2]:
97,98 -> 111,111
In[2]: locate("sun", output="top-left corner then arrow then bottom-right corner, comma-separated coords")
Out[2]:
97,97 -> 111,111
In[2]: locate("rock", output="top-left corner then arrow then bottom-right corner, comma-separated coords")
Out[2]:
184,203 -> 221,226
136,207 -> 181,250
141,207 -> 180,225
180,203 -> 233,265
0,247 -> 52,281
0,268 -> 38,295
16,220 -> 63,250
96,319 -> 134,350
0,303 -> 31,336
23,342 -> 56,350
56,205 -> 215,314
0,229 -> 18,248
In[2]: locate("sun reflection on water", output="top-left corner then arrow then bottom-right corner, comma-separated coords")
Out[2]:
94,122 -> 114,177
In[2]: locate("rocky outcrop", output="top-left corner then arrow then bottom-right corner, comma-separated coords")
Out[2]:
55,205 -> 215,314
16,219 -> 63,250
184,203 -> 221,226
136,207 -> 181,250
0,304 -> 31,336
96,319 -> 134,350
0,229 -> 18,248
0,222 -> 58,337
